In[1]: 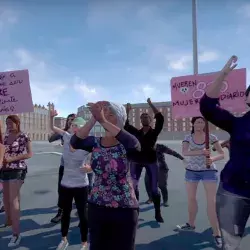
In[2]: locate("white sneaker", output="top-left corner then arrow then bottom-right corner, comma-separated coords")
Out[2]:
80,244 -> 88,250
8,235 -> 21,247
56,240 -> 69,250
0,224 -> 11,232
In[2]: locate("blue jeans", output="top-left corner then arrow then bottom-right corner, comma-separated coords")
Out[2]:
216,183 -> 250,250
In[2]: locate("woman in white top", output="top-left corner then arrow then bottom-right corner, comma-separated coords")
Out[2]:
176,116 -> 224,248
50,111 -> 89,250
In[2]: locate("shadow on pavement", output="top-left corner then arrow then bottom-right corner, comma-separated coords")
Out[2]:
136,227 -> 250,250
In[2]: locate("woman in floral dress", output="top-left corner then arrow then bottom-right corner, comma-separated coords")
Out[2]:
0,115 -> 33,247
70,101 -> 141,250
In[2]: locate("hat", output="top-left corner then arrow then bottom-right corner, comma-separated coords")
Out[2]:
71,117 -> 86,127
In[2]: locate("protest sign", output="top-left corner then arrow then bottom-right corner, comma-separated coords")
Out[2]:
171,68 -> 247,119
0,69 -> 34,115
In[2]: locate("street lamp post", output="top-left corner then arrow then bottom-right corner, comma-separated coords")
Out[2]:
192,0 -> 198,75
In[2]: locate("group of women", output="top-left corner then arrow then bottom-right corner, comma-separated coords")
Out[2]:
0,56 -> 249,250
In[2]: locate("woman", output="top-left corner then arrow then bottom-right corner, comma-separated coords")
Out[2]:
0,115 -> 32,247
176,116 -> 224,248
70,101 -> 140,250
49,113 -> 76,223
50,112 -> 90,250
200,56 -> 250,250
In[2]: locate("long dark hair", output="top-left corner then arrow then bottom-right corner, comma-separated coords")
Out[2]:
191,116 -> 205,134
64,113 -> 76,131
6,115 -> 21,133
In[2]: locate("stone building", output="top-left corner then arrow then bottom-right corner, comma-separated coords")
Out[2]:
0,102 -> 56,141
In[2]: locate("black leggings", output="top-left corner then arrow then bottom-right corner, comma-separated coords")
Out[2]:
60,186 -> 88,242
57,165 -> 64,208
88,203 -> 138,250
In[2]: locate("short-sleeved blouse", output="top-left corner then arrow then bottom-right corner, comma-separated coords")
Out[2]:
183,133 -> 218,171
4,133 -> 30,169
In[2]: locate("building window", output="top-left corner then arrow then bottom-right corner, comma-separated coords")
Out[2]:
174,127 -> 178,131
168,128 -> 171,132
168,122 -> 171,127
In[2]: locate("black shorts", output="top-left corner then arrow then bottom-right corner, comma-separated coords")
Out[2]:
0,169 -> 27,182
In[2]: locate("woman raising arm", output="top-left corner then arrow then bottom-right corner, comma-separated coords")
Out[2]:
71,101 -> 140,250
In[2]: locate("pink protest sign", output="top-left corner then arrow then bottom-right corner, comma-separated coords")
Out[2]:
0,69 -> 34,115
171,68 -> 247,119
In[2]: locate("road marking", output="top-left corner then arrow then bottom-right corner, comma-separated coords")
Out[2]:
34,152 -> 62,155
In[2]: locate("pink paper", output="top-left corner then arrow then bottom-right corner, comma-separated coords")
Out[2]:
0,69 -> 34,115
171,68 -> 247,119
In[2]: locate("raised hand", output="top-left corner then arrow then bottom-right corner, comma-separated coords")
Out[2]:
222,56 -> 238,74
126,103 -> 132,114
50,109 -> 58,118
147,98 -> 152,104
88,102 -> 106,123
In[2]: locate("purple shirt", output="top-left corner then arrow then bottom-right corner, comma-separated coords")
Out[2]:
200,94 -> 250,198
70,130 -> 140,208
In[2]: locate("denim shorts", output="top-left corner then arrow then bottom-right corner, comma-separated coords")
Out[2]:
185,169 -> 218,182
0,169 -> 27,182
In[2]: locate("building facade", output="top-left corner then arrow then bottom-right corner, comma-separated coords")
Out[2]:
0,103 -> 55,141
54,117 -> 67,129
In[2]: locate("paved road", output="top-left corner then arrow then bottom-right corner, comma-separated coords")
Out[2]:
0,141 -> 249,249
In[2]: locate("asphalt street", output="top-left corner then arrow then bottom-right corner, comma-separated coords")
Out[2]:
0,141 -> 249,250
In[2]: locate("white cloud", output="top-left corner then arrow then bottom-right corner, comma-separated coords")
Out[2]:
0,8 -> 18,31
0,48 -> 67,108
167,51 -> 219,71
132,84 -> 171,103
237,3 -> 250,18
73,78 -> 111,103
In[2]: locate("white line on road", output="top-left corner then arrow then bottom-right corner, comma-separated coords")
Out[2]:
34,152 -> 62,155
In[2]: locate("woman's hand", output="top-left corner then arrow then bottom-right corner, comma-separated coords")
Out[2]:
202,148 -> 210,157
222,56 -> 238,75
206,157 -> 213,166
88,102 -> 106,124
3,157 -> 14,165
50,109 -> 58,118
80,164 -> 92,173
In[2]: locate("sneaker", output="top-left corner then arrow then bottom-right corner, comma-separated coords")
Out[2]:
145,199 -> 152,204
176,223 -> 195,231
56,240 -> 69,250
155,212 -> 164,223
8,235 -> 21,247
0,224 -> 11,232
51,209 -> 62,224
214,235 -> 222,248
80,244 -> 88,250
163,201 -> 169,207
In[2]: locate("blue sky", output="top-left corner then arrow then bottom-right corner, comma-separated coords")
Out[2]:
0,0 -> 250,117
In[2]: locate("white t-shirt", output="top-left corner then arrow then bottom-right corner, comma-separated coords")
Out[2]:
183,133 -> 218,171
61,132 -> 89,188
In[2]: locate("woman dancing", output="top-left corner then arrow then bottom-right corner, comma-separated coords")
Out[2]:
0,115 -> 33,247
50,112 -> 90,250
176,116 -> 224,248
49,113 -> 76,223
200,55 -> 250,250
70,101 -> 140,250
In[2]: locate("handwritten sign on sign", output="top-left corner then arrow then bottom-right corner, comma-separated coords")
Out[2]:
0,69 -> 34,115
171,68 -> 247,119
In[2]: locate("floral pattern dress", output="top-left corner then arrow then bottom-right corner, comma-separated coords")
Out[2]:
3,133 -> 30,170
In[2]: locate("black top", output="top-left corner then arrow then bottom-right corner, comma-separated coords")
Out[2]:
124,112 -> 164,163
200,94 -> 250,198
156,144 -> 184,170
